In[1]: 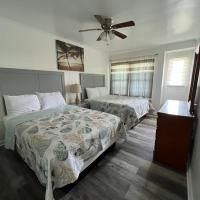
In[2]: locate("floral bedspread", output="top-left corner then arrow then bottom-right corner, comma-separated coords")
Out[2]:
6,106 -> 125,199
86,95 -> 150,130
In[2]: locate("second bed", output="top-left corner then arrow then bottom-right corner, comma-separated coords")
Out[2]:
86,95 -> 150,130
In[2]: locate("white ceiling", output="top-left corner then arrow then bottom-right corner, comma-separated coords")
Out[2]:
0,0 -> 200,53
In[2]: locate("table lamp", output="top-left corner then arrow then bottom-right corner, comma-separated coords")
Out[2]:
71,84 -> 82,104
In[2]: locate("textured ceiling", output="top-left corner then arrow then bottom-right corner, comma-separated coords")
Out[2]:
0,0 -> 200,53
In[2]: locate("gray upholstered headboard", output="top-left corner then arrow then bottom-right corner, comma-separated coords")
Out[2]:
80,73 -> 105,100
0,68 -> 65,145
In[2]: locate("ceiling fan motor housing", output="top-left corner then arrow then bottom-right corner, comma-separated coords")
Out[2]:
101,18 -> 112,31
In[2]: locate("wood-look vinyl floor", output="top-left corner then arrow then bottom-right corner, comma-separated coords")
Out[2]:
0,115 -> 187,200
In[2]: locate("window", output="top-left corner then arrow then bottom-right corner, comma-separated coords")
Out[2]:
165,50 -> 194,86
111,56 -> 155,98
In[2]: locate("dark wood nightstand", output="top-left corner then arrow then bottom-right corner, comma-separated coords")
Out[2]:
70,101 -> 90,109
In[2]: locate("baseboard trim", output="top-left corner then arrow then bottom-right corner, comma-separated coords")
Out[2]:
187,167 -> 194,200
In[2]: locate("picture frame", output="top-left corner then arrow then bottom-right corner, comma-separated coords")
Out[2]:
56,40 -> 84,72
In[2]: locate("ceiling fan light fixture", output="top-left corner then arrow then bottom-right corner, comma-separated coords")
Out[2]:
99,32 -> 107,42
109,31 -> 115,40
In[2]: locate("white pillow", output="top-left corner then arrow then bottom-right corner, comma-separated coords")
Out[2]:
4,94 -> 41,116
36,92 -> 66,110
97,87 -> 109,96
86,88 -> 100,99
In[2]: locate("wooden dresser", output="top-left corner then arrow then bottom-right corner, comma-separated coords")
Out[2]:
153,100 -> 194,172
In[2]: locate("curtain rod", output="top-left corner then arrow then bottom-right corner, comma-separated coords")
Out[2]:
110,53 -> 159,63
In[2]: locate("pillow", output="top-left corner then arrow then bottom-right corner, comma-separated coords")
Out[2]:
4,94 -> 41,116
97,87 -> 109,96
86,88 -> 100,99
36,92 -> 66,110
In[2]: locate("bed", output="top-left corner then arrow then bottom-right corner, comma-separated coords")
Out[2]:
80,73 -> 150,130
86,95 -> 149,130
4,105 -> 125,200
0,68 -> 125,200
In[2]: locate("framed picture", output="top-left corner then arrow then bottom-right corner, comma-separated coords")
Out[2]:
56,40 -> 84,71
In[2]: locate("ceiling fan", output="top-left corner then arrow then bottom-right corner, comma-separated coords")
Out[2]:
79,15 -> 135,42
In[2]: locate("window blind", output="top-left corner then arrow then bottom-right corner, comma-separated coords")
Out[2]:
165,50 -> 194,86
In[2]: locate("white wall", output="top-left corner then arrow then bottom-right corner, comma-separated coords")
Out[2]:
0,17 -> 109,103
111,40 -> 196,110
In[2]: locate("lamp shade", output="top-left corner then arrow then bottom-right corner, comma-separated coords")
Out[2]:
70,84 -> 82,93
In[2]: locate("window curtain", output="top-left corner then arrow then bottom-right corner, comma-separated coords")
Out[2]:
111,63 -> 129,95
111,56 -> 155,98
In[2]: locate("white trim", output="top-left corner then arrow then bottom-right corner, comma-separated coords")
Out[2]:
165,47 -> 195,54
187,167 -> 194,200
111,54 -> 158,64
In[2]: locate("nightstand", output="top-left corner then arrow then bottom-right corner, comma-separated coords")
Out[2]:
70,101 -> 90,109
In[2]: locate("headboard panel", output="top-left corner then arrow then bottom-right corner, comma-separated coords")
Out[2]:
0,68 -> 65,144
80,73 -> 105,100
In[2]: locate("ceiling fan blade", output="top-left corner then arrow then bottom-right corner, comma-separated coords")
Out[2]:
112,30 -> 127,39
79,28 -> 102,32
94,15 -> 105,24
112,21 -> 135,29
